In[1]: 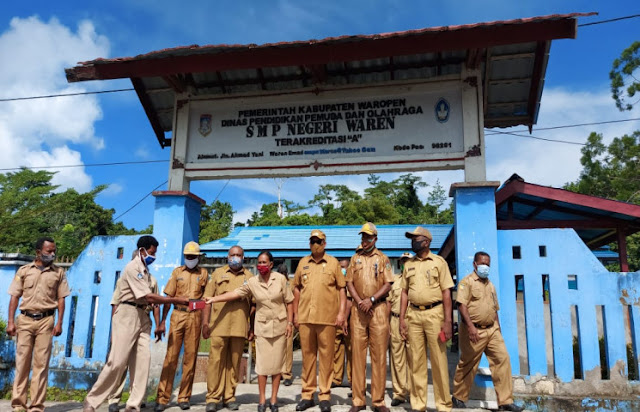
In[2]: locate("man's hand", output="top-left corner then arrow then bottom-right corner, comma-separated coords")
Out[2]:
202,324 -> 211,339
443,320 -> 453,340
248,329 -> 255,341
53,323 -> 63,337
468,325 -> 480,343
399,318 -> 408,341
285,323 -> 293,338
6,322 -> 16,337
179,296 -> 189,305
358,299 -> 373,315
335,312 -> 347,334
154,322 -> 166,342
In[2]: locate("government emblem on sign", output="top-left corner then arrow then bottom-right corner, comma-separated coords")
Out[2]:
435,98 -> 450,123
199,114 -> 212,137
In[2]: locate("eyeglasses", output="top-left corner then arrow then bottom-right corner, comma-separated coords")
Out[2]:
310,238 -> 323,245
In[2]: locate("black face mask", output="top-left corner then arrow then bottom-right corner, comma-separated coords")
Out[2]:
411,239 -> 423,253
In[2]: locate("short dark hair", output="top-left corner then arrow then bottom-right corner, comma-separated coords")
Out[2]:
137,235 -> 159,250
276,263 -> 288,276
258,250 -> 274,263
35,237 -> 55,251
474,251 -> 490,262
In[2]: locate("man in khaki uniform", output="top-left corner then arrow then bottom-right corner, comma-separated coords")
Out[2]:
202,246 -> 252,412
332,259 -> 352,389
293,229 -> 347,412
83,236 -> 188,412
399,227 -> 453,412
388,252 -> 413,407
452,252 -> 523,412
7,237 -> 70,412
346,223 -> 393,412
156,241 -> 209,411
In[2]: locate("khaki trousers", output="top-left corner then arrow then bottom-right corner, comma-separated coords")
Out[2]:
453,323 -> 513,405
85,305 -> 151,411
107,370 -> 127,405
11,314 -> 54,412
407,306 -> 452,412
389,315 -> 410,401
206,336 -> 244,403
332,326 -> 351,386
350,304 -> 389,407
157,310 -> 202,404
299,323 -> 335,401
282,331 -> 294,380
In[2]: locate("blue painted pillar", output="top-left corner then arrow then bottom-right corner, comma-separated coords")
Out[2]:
450,182 -> 500,390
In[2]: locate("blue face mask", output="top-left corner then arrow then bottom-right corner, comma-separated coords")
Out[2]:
228,256 -> 243,270
476,264 -> 490,279
141,248 -> 155,266
341,268 -> 347,276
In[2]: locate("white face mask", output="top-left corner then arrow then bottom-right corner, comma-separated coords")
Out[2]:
185,257 -> 199,269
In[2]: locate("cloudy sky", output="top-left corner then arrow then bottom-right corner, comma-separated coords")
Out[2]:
1,1 -> 639,229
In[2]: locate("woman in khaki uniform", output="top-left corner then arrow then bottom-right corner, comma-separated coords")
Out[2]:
206,250 -> 294,412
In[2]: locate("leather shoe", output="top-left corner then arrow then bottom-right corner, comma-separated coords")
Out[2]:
226,402 -> 240,411
269,403 -> 279,412
206,403 -> 218,412
154,403 -> 167,412
283,378 -> 293,386
109,403 -> 120,412
319,400 -> 331,412
390,399 -> 404,407
179,402 -> 191,410
296,399 -> 315,411
373,407 -> 389,412
349,407 -> 365,412
499,404 -> 524,412
258,404 -> 267,412
452,396 -> 466,408
83,401 -> 96,412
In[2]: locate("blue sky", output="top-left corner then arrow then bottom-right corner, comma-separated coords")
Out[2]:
1,1 -> 639,231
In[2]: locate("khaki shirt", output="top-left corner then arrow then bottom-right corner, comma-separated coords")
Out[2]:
111,276 -> 158,313
117,256 -> 154,306
456,272 -> 499,326
346,248 -> 393,299
400,252 -> 454,306
164,265 -> 208,300
236,272 -> 293,338
8,262 -> 71,312
204,265 -> 252,338
389,274 -> 403,315
293,253 -> 345,326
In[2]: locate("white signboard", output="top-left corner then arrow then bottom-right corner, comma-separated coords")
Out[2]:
182,82 -> 469,179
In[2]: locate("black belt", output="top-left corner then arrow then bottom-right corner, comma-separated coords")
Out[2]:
410,301 -> 442,310
372,296 -> 387,305
473,322 -> 494,329
21,310 -> 54,320
122,301 -> 146,309
173,304 -> 189,312
391,312 -> 400,318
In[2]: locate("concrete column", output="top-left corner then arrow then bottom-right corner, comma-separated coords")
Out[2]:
450,182 -> 500,393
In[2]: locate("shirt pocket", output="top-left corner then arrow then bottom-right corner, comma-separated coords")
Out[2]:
471,285 -> 484,301
176,277 -> 189,296
300,271 -> 311,287
23,276 -> 36,290
216,277 -> 231,294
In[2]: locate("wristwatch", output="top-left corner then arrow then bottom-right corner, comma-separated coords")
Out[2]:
370,296 -> 376,303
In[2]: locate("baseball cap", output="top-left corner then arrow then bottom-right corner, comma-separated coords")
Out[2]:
183,241 -> 201,255
309,229 -> 326,240
405,226 -> 433,240
359,222 -> 377,236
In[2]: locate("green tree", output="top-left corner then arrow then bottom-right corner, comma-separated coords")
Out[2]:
610,41 -> 640,111
199,200 -> 234,243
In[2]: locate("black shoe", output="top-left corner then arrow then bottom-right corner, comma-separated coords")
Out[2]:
296,399 -> 315,411
179,402 -> 191,410
347,392 -> 352,398
283,378 -> 293,386
372,407 -> 389,412
141,404 -> 146,409
269,403 -> 279,412
390,399 -> 404,407
109,404 -> 120,412
319,400 -> 331,412
349,407 -> 365,412
452,396 -> 466,408
154,403 -> 167,412
258,404 -> 267,412
499,404 -> 524,412
206,403 -> 218,412
225,402 -> 240,411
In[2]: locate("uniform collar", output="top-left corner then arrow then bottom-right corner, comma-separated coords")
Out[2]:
225,265 -> 250,276
470,272 -> 489,284
132,256 -> 149,275
309,253 -> 328,264
28,261 -> 58,273
356,246 -> 379,256
413,251 -> 436,261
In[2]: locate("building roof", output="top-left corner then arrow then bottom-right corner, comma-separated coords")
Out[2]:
200,224 -> 453,258
495,174 -> 640,248
65,12 -> 593,147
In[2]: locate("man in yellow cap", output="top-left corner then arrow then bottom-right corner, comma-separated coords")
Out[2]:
399,227 -> 454,412
388,252 -> 413,407
452,252 -> 523,412
346,223 -> 393,412
293,229 -> 347,412
155,241 -> 209,411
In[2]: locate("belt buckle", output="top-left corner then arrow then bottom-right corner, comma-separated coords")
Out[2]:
419,305 -> 426,310
32,313 -> 44,320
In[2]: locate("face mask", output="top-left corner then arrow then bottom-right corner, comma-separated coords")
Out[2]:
311,244 -> 325,255
257,264 -> 271,276
341,268 -> 347,276
185,257 -> 199,269
40,253 -> 55,266
363,244 -> 375,253
228,256 -> 243,270
411,239 -> 423,253
476,264 -> 490,279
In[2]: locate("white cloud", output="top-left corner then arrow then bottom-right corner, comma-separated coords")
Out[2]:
0,16 -> 110,191
101,182 -> 124,196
